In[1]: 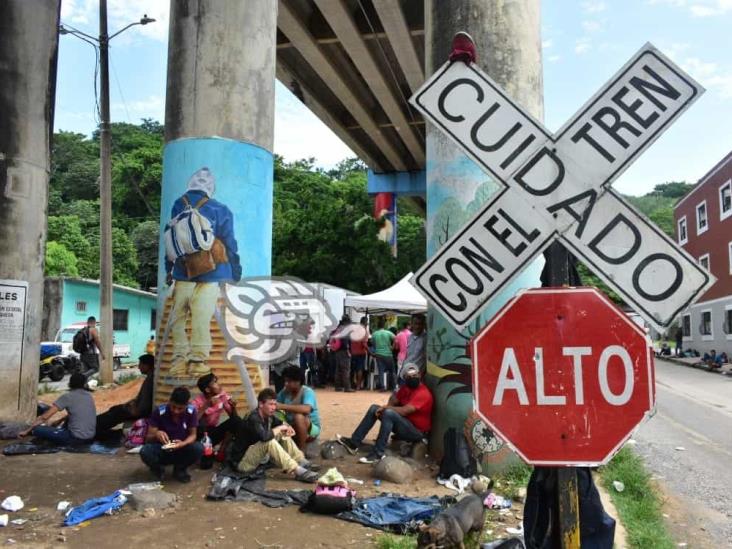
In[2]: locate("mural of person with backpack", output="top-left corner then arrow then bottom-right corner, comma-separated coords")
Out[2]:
73,316 -> 105,378
164,167 -> 242,378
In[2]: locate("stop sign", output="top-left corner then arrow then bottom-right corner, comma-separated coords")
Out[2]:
471,287 -> 655,466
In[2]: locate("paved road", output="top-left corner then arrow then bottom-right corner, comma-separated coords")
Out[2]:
634,358 -> 732,547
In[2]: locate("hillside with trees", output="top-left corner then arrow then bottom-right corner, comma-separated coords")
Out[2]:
46,120 -> 425,294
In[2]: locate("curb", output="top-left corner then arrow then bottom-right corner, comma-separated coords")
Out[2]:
658,356 -> 732,376
597,482 -> 628,549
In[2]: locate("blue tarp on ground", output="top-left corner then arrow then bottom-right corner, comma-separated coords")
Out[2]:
337,494 -> 452,534
64,490 -> 127,526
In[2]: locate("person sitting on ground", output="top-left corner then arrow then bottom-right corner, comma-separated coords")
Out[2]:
140,387 -> 203,483
702,349 -> 724,369
228,388 -> 319,483
191,373 -> 237,446
95,354 -> 155,437
19,373 -> 96,445
337,364 -> 433,464
276,366 -> 321,451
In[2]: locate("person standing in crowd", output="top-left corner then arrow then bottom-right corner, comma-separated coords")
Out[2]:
95,354 -> 155,437
146,335 -> 156,355
371,317 -> 396,391
675,326 -> 683,357
350,316 -> 370,390
75,316 -> 105,378
19,373 -> 96,445
393,321 -> 411,369
399,314 -> 427,380
332,315 -> 354,392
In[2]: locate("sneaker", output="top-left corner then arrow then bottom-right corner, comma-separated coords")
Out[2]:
173,468 -> 192,483
168,358 -> 187,377
299,460 -> 321,472
336,435 -> 359,455
358,452 -> 384,464
294,469 -> 319,483
188,361 -> 211,376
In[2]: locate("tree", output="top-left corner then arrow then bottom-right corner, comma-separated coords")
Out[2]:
131,220 -> 160,290
44,242 -> 79,277
47,215 -> 97,278
111,227 -> 140,288
651,181 -> 693,199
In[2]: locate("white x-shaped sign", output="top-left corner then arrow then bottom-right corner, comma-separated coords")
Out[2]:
410,43 -> 714,331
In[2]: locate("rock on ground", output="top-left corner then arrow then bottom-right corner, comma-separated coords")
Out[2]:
373,456 -> 414,484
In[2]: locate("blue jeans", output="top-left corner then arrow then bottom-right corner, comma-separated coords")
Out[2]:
32,426 -> 88,446
350,405 -> 425,456
374,355 -> 395,390
140,442 -> 204,472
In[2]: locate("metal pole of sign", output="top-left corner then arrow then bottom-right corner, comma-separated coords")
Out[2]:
543,241 -> 580,548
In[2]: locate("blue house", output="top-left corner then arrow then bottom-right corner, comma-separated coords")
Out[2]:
42,277 -> 157,362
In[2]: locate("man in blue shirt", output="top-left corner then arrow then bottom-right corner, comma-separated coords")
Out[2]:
140,387 -> 203,483
165,167 -> 242,378
276,366 -> 321,451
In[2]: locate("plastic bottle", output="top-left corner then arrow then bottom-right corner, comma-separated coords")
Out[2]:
200,433 -> 214,470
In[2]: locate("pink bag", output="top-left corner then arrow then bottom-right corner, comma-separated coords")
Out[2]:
125,419 -> 148,448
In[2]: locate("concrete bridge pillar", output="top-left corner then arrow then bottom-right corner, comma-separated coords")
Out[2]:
424,0 -> 544,468
155,0 -> 277,405
0,0 -> 60,421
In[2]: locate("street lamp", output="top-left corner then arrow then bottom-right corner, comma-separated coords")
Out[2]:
59,3 -> 155,384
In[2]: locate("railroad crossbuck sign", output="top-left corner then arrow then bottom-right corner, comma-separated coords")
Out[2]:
471,288 -> 655,466
410,44 -> 714,331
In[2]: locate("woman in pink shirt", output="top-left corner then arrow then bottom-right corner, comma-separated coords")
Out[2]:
394,321 -> 412,367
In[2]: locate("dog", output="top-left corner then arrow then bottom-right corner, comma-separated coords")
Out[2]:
417,493 -> 486,549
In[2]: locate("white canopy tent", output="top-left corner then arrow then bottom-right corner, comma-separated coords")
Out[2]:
344,273 -> 427,315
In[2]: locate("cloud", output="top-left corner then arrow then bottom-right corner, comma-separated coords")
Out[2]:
59,0 -> 169,42
575,37 -> 592,54
542,39 -> 553,49
681,57 -> 732,98
581,1 -> 607,13
547,55 -> 562,63
581,20 -> 602,32
646,0 -> 732,16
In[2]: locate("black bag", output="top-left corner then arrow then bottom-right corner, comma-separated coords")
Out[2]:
439,427 -> 477,479
72,328 -> 90,354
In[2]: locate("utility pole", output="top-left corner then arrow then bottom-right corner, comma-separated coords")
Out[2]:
98,0 -> 113,384
59,6 -> 155,384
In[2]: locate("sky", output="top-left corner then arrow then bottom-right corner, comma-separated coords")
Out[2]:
55,0 -> 732,197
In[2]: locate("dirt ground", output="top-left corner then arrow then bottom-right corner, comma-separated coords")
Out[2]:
2,384 -> 524,548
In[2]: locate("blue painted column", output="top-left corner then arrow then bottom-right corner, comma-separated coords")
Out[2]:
155,0 -> 277,406
425,1 -> 544,470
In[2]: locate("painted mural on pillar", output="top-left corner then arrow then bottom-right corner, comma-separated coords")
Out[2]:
425,144 -> 544,469
374,192 -> 397,257
155,137 -> 274,408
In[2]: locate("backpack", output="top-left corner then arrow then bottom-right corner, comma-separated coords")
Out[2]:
72,328 -> 90,354
439,427 -> 477,479
163,195 -> 215,262
329,331 -> 342,352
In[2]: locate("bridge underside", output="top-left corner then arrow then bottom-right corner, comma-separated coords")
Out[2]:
276,0 -> 426,196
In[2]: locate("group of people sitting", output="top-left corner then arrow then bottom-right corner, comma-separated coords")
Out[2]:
699,349 -> 729,370
18,350 -> 434,482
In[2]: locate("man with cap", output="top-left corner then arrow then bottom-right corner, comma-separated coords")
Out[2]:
164,167 -> 242,378
337,364 -> 433,463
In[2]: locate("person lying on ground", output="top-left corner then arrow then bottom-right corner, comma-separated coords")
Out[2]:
228,388 -> 319,483
337,364 -> 434,464
276,366 -> 321,451
191,373 -> 237,446
140,387 -> 203,483
19,373 -> 96,445
95,354 -> 155,437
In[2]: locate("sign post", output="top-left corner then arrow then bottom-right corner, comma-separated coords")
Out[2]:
409,41 -> 707,547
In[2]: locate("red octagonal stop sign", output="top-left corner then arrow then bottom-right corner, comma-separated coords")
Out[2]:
471,287 -> 655,466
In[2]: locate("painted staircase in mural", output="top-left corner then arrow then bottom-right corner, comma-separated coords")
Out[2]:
154,294 -> 264,408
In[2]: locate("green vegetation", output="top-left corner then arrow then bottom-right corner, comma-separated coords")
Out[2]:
599,447 -> 675,549
115,372 -> 141,385
374,534 -> 416,549
48,122 -> 426,293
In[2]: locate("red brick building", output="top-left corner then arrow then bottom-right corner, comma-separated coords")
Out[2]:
673,151 -> 732,354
